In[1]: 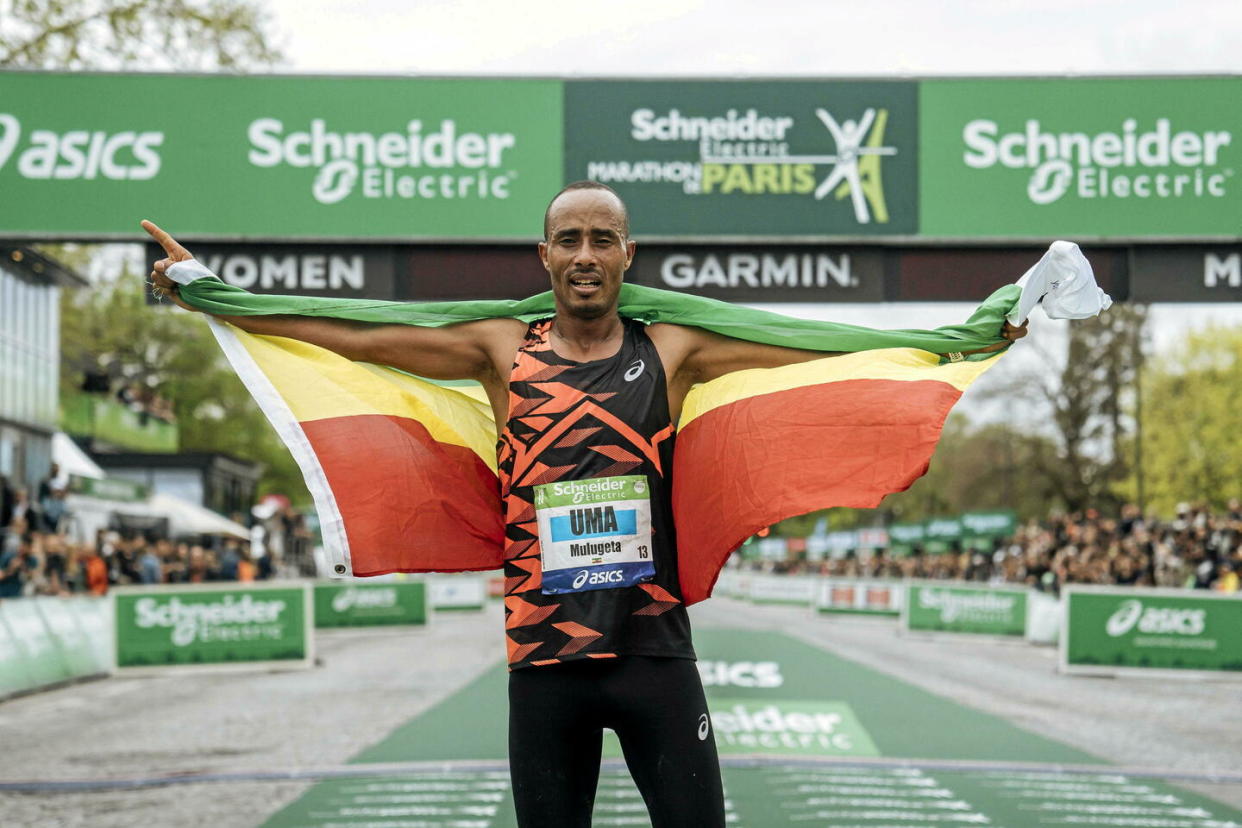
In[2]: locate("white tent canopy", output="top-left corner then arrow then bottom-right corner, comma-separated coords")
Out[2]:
148,493 -> 250,539
52,432 -> 105,480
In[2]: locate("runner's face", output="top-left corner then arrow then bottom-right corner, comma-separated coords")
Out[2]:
540,190 -> 634,320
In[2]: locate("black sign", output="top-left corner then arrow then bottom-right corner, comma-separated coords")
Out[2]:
144,243 -> 398,300
1129,246 -> 1242,302
630,246 -> 886,302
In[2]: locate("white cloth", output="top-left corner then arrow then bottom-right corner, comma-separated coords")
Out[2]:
166,259 -> 216,285
1008,241 -> 1113,326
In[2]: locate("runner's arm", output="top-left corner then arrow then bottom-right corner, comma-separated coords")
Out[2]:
142,219 -> 522,382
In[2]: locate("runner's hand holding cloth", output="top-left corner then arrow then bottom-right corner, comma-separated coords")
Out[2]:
166,242 -> 1107,604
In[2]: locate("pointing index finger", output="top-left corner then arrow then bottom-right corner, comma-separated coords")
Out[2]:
140,219 -> 191,260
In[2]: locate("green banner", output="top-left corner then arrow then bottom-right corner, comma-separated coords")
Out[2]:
1064,589 -> 1242,674
113,584 -> 310,668
564,80 -> 918,237
905,584 -> 1027,637
313,581 -> 426,628
961,510 -> 1017,538
920,78 -> 1242,238
0,73 -> 562,240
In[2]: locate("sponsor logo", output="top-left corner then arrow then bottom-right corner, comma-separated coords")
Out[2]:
331,587 -> 399,613
698,660 -> 785,688
697,713 -> 711,741
1105,599 -> 1207,638
587,105 -> 896,225
916,588 -> 1017,624
659,252 -> 856,290
571,569 -> 625,588
547,477 -> 633,505
624,359 -> 645,381
0,113 -> 163,181
961,117 -> 1234,206
712,703 -> 856,751
133,595 -> 286,647
247,118 -> 518,206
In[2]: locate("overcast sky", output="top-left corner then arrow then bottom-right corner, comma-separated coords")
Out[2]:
264,0 -> 1242,78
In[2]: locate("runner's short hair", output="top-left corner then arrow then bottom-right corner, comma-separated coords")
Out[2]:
543,181 -> 630,240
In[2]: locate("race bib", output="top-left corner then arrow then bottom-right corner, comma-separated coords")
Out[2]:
534,475 -> 655,594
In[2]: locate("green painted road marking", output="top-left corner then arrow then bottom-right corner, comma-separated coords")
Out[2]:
262,628 -> 1242,827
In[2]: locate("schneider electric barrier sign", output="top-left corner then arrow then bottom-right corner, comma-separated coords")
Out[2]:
1062,586 -> 1242,678
113,583 -> 312,672
903,583 -> 1028,637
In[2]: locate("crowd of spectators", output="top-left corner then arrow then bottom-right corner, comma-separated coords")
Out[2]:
761,501 -> 1242,594
0,467 -> 315,599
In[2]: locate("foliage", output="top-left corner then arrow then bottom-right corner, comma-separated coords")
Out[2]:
1010,304 -> 1149,513
59,271 -> 309,500
0,0 -> 281,70
1120,325 -> 1242,515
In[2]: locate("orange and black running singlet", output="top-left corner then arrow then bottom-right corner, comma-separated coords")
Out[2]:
497,318 -> 695,670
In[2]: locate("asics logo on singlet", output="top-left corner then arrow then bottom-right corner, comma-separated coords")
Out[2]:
697,713 -> 711,741
573,569 -> 624,589
624,359 -> 645,381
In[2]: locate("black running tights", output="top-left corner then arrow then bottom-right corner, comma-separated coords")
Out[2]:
508,656 -> 726,828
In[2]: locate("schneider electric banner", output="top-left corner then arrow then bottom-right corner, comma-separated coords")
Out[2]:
903,582 -> 1028,638
920,78 -> 1242,238
564,80 -> 918,237
112,583 -> 312,672
0,73 -> 562,239
1062,587 -> 1242,678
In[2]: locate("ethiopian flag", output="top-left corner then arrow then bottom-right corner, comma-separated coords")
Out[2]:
170,260 -> 1017,604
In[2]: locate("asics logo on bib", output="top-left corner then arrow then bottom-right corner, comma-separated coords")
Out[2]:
697,713 -> 711,741
624,359 -> 645,381
572,569 -> 624,589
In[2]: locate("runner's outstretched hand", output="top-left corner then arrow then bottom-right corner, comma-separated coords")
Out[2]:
141,220 -> 196,311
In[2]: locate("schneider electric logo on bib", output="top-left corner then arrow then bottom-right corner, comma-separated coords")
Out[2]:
962,118 -> 1233,205
248,118 -> 518,205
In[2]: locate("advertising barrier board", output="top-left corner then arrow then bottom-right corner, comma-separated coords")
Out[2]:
815,578 -> 903,616
312,580 -> 427,628
1061,586 -> 1242,678
747,574 -> 817,606
427,575 -> 486,611
112,582 -> 313,673
0,72 -> 562,240
920,77 -> 1242,238
0,597 -> 111,699
902,582 -> 1029,638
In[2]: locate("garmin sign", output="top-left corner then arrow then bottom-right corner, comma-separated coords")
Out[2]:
630,246 -> 885,301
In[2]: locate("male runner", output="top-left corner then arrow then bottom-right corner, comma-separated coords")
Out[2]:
145,181 -> 1024,827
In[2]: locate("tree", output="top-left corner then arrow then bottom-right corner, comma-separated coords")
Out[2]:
0,0 -> 281,70
1121,326 -> 1242,515
1004,304 -> 1149,514
60,269 -> 308,498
